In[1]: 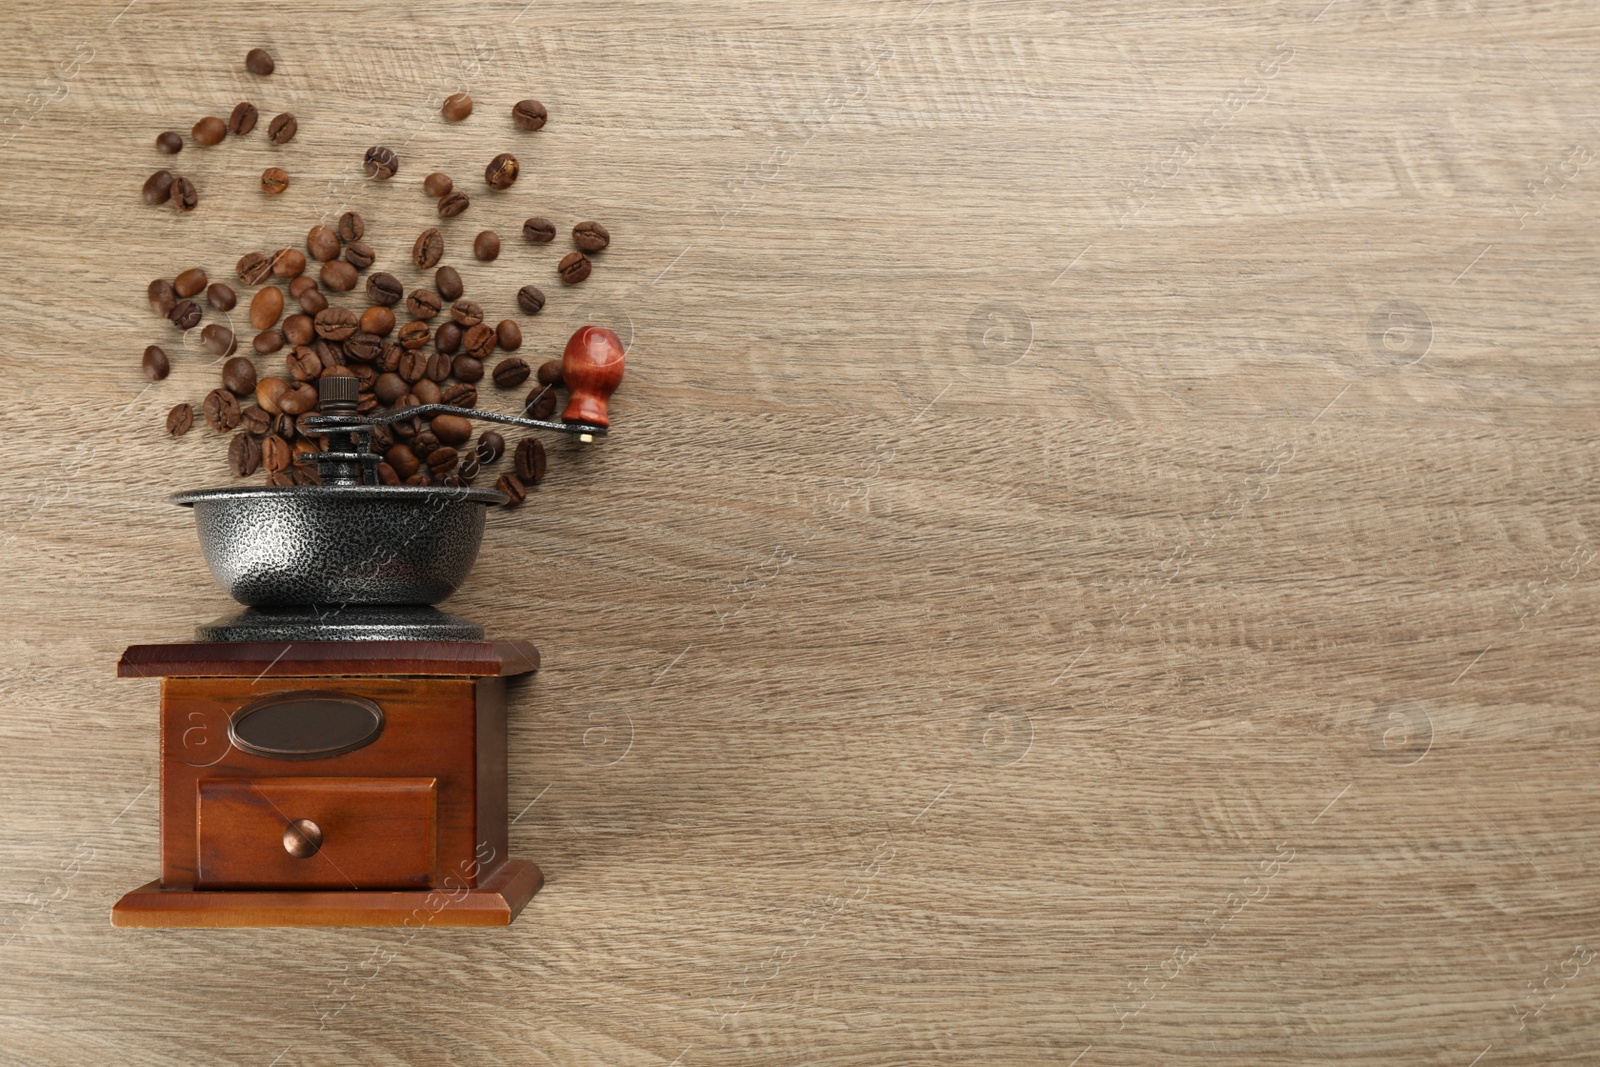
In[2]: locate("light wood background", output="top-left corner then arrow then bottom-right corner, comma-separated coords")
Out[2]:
3,1 -> 1598,1063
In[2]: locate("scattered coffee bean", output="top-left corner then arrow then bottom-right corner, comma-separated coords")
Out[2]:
464,323 -> 496,360
203,324 -> 238,356
148,279 -> 178,317
364,146 -> 399,179
493,357 -> 530,388
313,337 -> 344,369
497,472 -> 527,506
407,289 -> 441,319
174,268 -> 208,297
253,329 -> 285,355
267,112 -> 297,144
142,170 -> 174,205
477,431 -> 506,463
298,286 -> 328,315
397,320 -> 431,349
428,446 -> 460,476
360,308 -> 394,340
514,437 -> 547,483
240,405 -> 272,435
314,306 -> 358,341
307,225 -> 340,261
156,131 -> 182,154
438,189 -> 470,217
338,211 -> 365,242
142,345 -> 170,380
451,354 -> 483,382
426,351 -> 451,382
288,276 -> 317,300
398,350 -> 428,383
222,355 -> 257,395
372,373 -> 407,406
474,230 -> 501,261
286,346 -> 323,381
167,403 -> 194,435
536,359 -> 563,386
434,320 -> 463,354
278,381 -> 318,414
321,260 -> 358,291
427,270 -> 461,306
485,153 -> 519,190
272,248 -> 307,278
343,240 -> 375,270
558,252 -> 591,284
573,221 -> 610,252
451,298 -> 484,326
207,282 -> 237,311
424,172 -> 453,197
512,99 -> 547,131
386,444 -> 421,479
228,102 -> 259,136
359,272 -> 400,308
441,92 -> 473,121
261,434 -> 291,472
441,382 -> 477,407
346,331 -> 382,362
171,176 -> 198,211
261,167 -> 289,194
523,384 -> 557,420
229,431 -> 262,476
496,320 -> 522,351
516,284 -> 545,314
249,285 -> 285,329
282,314 -> 314,346
522,216 -> 555,243
245,48 -> 275,75
459,451 -> 480,482
193,116 -> 226,146
203,388 -> 242,432
237,251 -> 273,284
413,378 -> 442,405
169,299 -> 201,329
413,228 -> 443,268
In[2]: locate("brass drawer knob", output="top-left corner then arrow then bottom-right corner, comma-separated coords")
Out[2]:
283,818 -> 323,858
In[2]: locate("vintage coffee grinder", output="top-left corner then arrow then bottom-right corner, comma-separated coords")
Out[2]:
111,327 -> 624,928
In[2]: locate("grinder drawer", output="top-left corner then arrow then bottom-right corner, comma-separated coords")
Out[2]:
197,777 -> 436,890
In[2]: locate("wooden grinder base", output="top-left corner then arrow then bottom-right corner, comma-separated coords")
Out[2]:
111,640 -> 543,929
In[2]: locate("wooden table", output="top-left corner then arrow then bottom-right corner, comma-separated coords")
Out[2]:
2,2 -> 1597,1064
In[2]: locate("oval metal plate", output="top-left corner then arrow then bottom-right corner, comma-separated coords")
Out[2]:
229,692 -> 384,760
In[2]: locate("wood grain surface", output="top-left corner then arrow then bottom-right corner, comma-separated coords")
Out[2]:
3,1 -> 1600,1064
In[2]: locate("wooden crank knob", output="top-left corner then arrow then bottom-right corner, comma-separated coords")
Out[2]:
559,325 -> 625,429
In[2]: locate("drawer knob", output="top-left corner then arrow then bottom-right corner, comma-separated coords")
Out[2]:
282,818 -> 323,858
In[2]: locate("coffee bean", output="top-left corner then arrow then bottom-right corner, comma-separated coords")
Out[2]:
434,321 -> 463,354
241,405 -> 272,435
357,270 -> 399,307
222,355 -> 257,395
338,211 -> 365,242
203,388 -> 242,432
424,172 -> 453,197
497,473 -> 527,506
167,403 -> 194,435
282,313 -> 314,346
476,431 -> 506,463
142,345 -> 170,380
314,306 -> 358,341
428,446 -> 460,476
446,353 -> 480,382
267,112 -> 297,144
346,331 -> 382,362
435,266 -> 464,302
255,377 -> 288,414
278,381 -> 318,415
413,228 -> 443,269
253,329 -> 285,355
237,251 -> 273,284
171,176 -> 198,211
474,230 -> 501,261
313,337 -> 344,369
485,153 -> 519,190
441,382 -> 478,408
320,260 -> 358,291
228,102 -> 258,136
386,443 -> 422,480
148,278 -> 178,317
261,434 -> 291,472
169,299 -> 201,329
536,359 -> 563,386
426,351 -> 451,382
398,350 -> 428,383
377,341 -> 403,372
271,248 -> 307,278
514,437 -> 547,483
142,170 -> 174,205
286,346 -> 323,381
289,277 -> 317,301
193,116 -> 226,146
307,225 -> 340,262
407,289 -> 441,319
459,451 -> 480,482
203,324 -> 238,356
298,286 -> 328,315
573,221 -> 610,252
343,240 -> 375,270
156,131 -> 182,154
523,384 -> 557,420
522,216 -> 555,243
246,48 -> 275,75
294,463 -> 323,486
441,92 -> 473,121
516,285 -> 546,314
207,282 -> 237,311
249,285 -> 285,329
512,99 -> 547,131
261,167 -> 289,194
373,372 -> 408,405
229,431 -> 262,477
461,323 -> 494,361
364,145 -> 399,179
496,319 -> 522,351
395,320 -> 429,350
359,306 -> 395,337
174,268 -> 208,297
558,252 -> 591,284
438,190 -> 470,218
412,378 -> 441,406
492,357 -> 530,388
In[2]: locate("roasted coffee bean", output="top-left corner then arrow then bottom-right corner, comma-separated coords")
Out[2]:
203,323 -> 238,356
386,444 -> 421,479
522,216 -> 555,243
573,221 -> 610,252
441,382 -> 477,408
485,152 -> 519,190
377,341 -> 403,373
320,260 -> 358,291
282,313 -> 314,346
435,266 -> 464,302
228,101 -> 259,136
413,228 -> 443,269
279,381 -> 318,416
346,331 -> 382,362
193,116 -> 226,146
441,92 -> 473,122
407,289 -> 441,319
167,402 -> 194,435
426,351 -> 451,382
222,355 -> 257,395
464,323 -> 496,360
207,282 -> 237,311
246,48 -> 275,75
497,473 -> 527,506
359,306 -> 395,338
558,252 -> 591,284
229,431 -> 262,477
271,248 -> 307,278
203,388 -> 242,432
261,433 -> 291,472
397,320 -> 431,350
338,211 -> 365,242
313,306 -> 358,340
148,278 -> 178,317
366,271 -> 402,306
398,349 -> 428,383
255,376 -> 288,414
437,189 -> 470,217
352,364 -> 378,391
492,357 -> 530,388
313,337 -> 344,369
375,372 -> 409,404
142,170 -> 174,205
294,464 -> 322,486
142,344 -> 170,380
237,251 -> 273,284
298,286 -> 328,315
523,384 -> 557,420
423,171 -> 452,197
473,230 -> 501,261
451,354 -> 483,382
171,176 -> 198,211
412,378 -> 442,405
451,299 -> 483,326
434,320 -> 463,354
430,413 -> 473,447
266,470 -> 296,486
307,225 -> 340,262
514,437 -> 547,484
289,275 -> 317,299
367,421 -> 391,449
343,240 -> 375,270
285,346 -> 323,381
428,446 -> 459,476
261,167 -> 289,194
374,461 -> 400,485
253,328 -> 285,355
240,405 -> 272,435
363,145 -> 399,179
169,299 -> 201,330
512,99 -> 547,131
516,285 -> 545,314
269,411 -> 297,439
156,130 -> 182,154
536,358 -> 563,387
267,111 -> 297,144
249,285 -> 285,329
174,267 -> 208,297
322,363 -> 357,380
496,320 -> 522,351
459,451 -> 480,482
476,431 -> 505,463
408,430 -> 437,462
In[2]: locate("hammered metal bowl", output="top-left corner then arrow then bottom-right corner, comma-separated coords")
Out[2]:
174,485 -> 507,606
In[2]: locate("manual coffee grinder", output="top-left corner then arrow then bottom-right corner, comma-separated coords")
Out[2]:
111,326 -> 624,928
